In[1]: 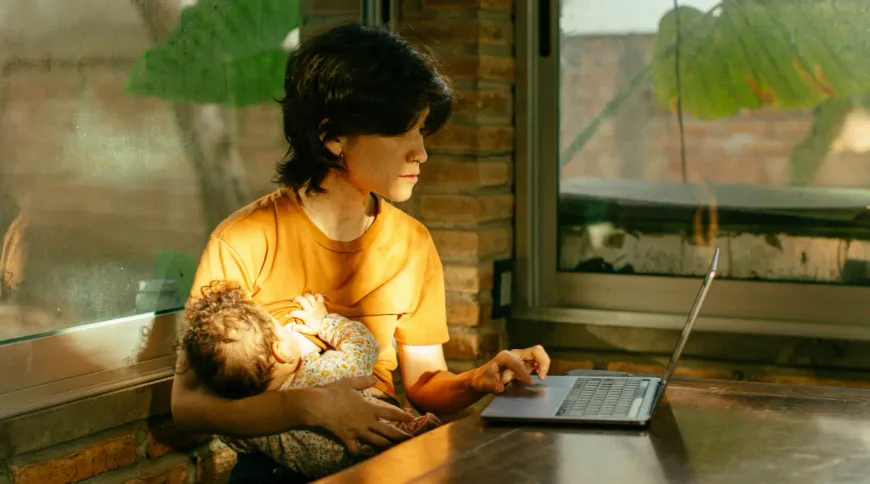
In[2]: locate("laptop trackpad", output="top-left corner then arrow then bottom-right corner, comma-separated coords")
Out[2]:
482,376 -> 572,419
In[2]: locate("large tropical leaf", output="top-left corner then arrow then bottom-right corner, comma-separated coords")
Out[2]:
127,0 -> 299,107
652,1 -> 870,119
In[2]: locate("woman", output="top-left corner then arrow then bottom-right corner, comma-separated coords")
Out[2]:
171,24 -> 550,482
0,188 -> 24,303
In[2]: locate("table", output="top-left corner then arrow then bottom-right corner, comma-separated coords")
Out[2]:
316,378 -> 870,484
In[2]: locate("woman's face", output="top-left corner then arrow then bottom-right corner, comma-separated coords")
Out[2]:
328,111 -> 430,203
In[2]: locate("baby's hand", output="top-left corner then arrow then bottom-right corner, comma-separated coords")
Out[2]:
288,293 -> 328,335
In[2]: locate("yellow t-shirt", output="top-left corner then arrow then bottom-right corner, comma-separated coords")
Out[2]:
189,188 -> 449,397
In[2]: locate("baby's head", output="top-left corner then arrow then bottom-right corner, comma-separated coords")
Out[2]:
181,280 -> 303,399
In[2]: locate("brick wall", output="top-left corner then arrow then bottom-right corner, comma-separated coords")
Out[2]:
398,0 -> 515,370
560,34 -> 870,186
0,380 -> 236,484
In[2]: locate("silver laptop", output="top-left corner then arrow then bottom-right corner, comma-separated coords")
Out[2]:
481,248 -> 720,426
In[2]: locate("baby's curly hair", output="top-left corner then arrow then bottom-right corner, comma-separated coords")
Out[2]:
181,280 -> 279,399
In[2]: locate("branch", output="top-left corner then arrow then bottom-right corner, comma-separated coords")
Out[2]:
131,0 -> 251,230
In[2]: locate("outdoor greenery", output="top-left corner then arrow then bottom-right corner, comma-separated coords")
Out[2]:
564,1 -> 870,186
126,0 -> 299,107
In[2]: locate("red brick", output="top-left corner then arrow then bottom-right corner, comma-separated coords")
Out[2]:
420,157 -> 511,191
299,0 -> 359,15
146,416 -> 212,458
420,194 -> 513,225
435,53 -> 515,81
443,263 -> 493,294
454,89 -> 513,119
123,463 -> 188,484
478,55 -> 516,80
606,362 -> 734,381
404,18 -> 513,46
195,441 -> 238,484
431,227 -> 510,259
427,124 -> 514,153
444,326 -> 501,360
9,434 -> 137,484
421,0 -> 513,11
478,161 -> 511,186
300,15 -> 359,40
748,375 -> 870,389
446,292 -> 493,326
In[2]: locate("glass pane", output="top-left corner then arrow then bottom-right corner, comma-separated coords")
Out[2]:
558,0 -> 870,286
0,0 -> 362,343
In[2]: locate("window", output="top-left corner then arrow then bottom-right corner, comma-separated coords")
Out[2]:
0,0 -> 364,419
516,0 -> 870,338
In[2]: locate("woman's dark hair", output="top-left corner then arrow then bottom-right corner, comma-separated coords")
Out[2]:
275,23 -> 454,196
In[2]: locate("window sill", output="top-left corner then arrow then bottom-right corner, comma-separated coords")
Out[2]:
513,306 -> 870,342
0,311 -> 179,420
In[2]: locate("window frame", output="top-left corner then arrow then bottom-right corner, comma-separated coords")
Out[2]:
514,0 -> 870,340
0,0 -> 398,420
0,311 -> 179,420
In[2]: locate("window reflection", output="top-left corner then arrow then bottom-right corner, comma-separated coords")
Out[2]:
558,0 -> 870,286
0,0 -> 351,343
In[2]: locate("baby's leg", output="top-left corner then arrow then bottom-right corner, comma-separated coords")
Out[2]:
362,392 -> 442,437
393,411 -> 442,436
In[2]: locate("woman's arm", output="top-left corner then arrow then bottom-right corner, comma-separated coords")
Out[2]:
171,351 -> 319,436
172,352 -> 414,452
398,343 -> 552,416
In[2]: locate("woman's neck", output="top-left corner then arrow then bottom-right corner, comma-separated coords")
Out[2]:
298,172 -> 376,242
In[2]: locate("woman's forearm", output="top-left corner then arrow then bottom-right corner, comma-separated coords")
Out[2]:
405,370 -> 483,416
171,369 -> 319,437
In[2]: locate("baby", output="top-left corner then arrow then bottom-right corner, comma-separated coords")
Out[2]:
180,280 -> 441,479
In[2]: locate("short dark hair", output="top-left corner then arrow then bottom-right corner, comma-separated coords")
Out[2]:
180,280 -> 278,399
274,23 -> 454,196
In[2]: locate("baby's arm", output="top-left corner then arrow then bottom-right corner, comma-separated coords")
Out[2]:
294,315 -> 379,386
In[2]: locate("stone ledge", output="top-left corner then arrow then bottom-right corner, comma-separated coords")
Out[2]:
0,378 -> 173,460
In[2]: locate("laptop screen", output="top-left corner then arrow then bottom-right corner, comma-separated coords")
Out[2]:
661,248 -> 720,389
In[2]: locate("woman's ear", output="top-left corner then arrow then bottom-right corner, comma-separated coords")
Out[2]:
323,138 -> 342,158
319,118 -> 343,158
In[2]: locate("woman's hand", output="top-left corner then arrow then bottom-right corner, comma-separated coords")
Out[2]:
467,345 -> 551,395
305,375 -> 415,454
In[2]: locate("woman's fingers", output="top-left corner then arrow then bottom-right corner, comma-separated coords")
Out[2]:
360,430 -> 393,448
369,421 -> 411,443
373,402 -> 415,422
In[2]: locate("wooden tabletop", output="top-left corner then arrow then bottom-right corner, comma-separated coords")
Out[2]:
316,378 -> 870,484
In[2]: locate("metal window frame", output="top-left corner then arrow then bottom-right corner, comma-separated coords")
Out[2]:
514,0 -> 870,340
0,311 -> 179,420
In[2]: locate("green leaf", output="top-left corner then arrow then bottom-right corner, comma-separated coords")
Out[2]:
652,1 -> 870,118
153,250 -> 199,302
127,0 -> 300,107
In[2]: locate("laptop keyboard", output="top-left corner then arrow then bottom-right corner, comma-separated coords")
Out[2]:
555,378 -> 648,418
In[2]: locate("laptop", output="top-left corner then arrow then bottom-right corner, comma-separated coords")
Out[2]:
481,248 -> 720,427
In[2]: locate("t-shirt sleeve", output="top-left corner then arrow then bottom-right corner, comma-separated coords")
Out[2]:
189,235 -> 258,301
394,233 -> 450,346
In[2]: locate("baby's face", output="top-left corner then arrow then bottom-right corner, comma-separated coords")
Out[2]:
268,316 -> 302,365
269,316 -> 320,362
